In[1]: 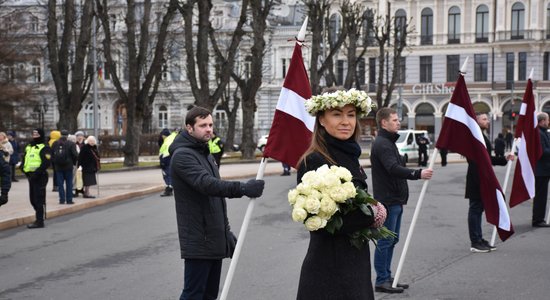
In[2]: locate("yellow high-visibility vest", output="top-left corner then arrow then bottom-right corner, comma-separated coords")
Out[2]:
159,132 -> 178,158
208,137 -> 222,154
23,144 -> 45,172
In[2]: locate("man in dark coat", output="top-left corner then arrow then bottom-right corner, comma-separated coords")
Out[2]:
371,108 -> 433,293
169,106 -> 265,300
466,113 -> 513,252
417,134 -> 429,166
494,133 -> 506,158
51,130 -> 78,204
532,112 -> 550,227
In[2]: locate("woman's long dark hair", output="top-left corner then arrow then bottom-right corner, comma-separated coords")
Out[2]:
298,108 -> 362,167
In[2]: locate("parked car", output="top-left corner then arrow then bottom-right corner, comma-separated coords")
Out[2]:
257,135 -> 268,152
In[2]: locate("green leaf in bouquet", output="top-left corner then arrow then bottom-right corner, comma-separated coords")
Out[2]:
325,214 -> 343,234
355,188 -> 369,202
359,203 -> 373,216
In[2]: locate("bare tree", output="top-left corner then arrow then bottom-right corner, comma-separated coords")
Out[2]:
373,7 -> 413,108
46,0 -> 94,132
176,0 -> 248,111
96,0 -> 179,166
340,0 -> 367,89
303,0 -> 347,95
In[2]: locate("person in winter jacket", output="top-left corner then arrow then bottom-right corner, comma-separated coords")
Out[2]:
77,136 -> 100,198
370,107 -> 433,293
169,106 -> 265,300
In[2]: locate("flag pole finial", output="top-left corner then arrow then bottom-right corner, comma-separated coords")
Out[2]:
297,16 -> 308,43
529,68 -> 534,80
460,56 -> 469,74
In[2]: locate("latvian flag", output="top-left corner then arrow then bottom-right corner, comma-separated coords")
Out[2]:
510,79 -> 542,207
262,41 -> 315,168
436,74 -> 514,241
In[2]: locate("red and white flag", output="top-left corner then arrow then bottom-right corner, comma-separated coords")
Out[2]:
262,42 -> 315,168
436,74 -> 514,241
509,79 -> 542,207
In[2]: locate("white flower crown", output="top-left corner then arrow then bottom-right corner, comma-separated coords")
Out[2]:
305,88 -> 375,117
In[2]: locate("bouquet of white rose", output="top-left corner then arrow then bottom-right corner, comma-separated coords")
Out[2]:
288,164 -> 395,249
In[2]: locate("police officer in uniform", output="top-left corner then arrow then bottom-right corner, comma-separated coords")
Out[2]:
159,128 -> 178,197
21,128 -> 51,228
208,131 -> 224,168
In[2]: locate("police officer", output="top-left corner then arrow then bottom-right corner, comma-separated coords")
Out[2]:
21,128 -> 51,228
159,128 -> 178,197
208,131 -> 224,168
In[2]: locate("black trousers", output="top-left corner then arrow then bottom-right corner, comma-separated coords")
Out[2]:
28,173 -> 48,222
533,176 -> 550,224
180,259 -> 222,300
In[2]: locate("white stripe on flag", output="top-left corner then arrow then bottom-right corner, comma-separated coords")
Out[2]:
496,189 -> 511,231
518,133 -> 536,198
532,110 -> 538,129
445,103 -> 486,147
276,87 -> 315,132
520,103 -> 527,115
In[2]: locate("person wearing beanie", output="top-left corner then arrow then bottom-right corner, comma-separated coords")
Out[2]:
49,130 -> 61,192
51,130 -> 78,204
7,131 -> 20,182
158,128 -> 177,197
73,131 -> 86,196
20,128 -> 51,228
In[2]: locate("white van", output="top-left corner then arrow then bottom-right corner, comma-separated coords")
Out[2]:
395,130 -> 430,163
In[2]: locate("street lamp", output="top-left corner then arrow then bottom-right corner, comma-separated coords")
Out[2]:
33,98 -> 49,129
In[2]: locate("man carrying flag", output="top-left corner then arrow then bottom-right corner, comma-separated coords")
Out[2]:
530,112 -> 550,227
436,70 -> 515,253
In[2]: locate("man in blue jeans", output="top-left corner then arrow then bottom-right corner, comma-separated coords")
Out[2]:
370,108 -> 433,293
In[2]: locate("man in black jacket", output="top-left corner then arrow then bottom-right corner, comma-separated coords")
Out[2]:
169,106 -> 265,300
466,113 -> 513,252
532,112 -> 550,227
371,108 -> 433,294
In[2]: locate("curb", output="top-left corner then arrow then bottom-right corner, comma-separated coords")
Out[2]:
0,170 -> 283,231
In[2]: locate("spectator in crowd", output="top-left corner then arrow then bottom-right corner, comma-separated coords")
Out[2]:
505,128 -> 513,151
532,112 -> 550,228
0,132 -> 14,166
49,130 -> 61,192
78,136 -> 100,198
73,131 -> 86,196
281,162 -> 291,176
416,134 -> 429,167
0,152 -> 11,207
21,128 -> 51,228
208,131 -> 225,168
51,130 -> 78,204
169,106 -> 264,300
7,131 -> 20,182
439,148 -> 448,167
494,133 -> 506,158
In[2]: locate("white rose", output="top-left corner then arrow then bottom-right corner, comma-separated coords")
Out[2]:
304,216 -> 327,231
292,208 -> 308,222
294,195 -> 306,209
304,197 -> 321,214
341,181 -> 357,199
332,166 -> 353,182
319,197 -> 338,216
322,173 -> 340,188
288,189 -> 300,205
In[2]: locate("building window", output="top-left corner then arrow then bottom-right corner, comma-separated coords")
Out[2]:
282,58 -> 288,79
158,105 -> 168,128
518,52 -> 527,80
396,57 -> 406,83
84,101 -> 101,129
476,5 -> 489,43
110,14 -> 117,30
421,8 -> 433,45
511,2 -> 525,40
368,57 -> 376,92
506,53 -> 514,88
544,52 -> 549,80
214,108 -> 227,129
547,4 -> 550,38
446,55 -> 460,82
32,62 -> 41,83
31,16 -> 39,32
362,9 -> 375,47
474,54 -> 488,82
162,63 -> 169,81
448,6 -> 461,44
395,9 -> 407,43
420,56 -> 432,83
336,59 -> 345,86
4,66 -> 15,82
329,14 -> 342,47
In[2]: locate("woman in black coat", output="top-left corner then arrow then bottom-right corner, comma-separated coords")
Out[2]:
295,90 -> 384,300
77,136 -> 100,198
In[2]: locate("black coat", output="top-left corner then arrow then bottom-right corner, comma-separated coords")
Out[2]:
51,137 -> 78,171
465,133 -> 507,199
370,129 -> 422,206
536,127 -> 550,177
78,144 -> 100,174
296,146 -> 375,300
169,131 -> 243,259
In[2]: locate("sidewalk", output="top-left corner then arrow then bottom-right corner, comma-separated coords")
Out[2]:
0,153 -> 465,231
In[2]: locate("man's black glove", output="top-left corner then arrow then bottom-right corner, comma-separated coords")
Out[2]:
241,179 -> 265,198
0,192 -> 8,207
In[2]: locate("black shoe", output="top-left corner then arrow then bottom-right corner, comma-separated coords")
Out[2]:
12,178 -> 18,182
83,195 -> 96,199
280,171 -> 290,176
59,201 -> 65,204
27,221 -> 45,229
160,186 -> 173,197
390,278 -> 409,289
481,239 -> 497,251
66,201 -> 74,205
375,281 -> 404,294
470,241 -> 491,253
533,222 -> 550,227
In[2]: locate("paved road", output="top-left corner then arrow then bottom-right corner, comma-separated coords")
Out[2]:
1,162 -> 549,299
